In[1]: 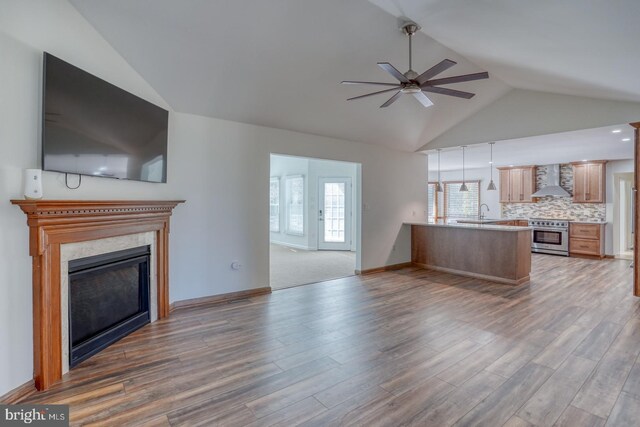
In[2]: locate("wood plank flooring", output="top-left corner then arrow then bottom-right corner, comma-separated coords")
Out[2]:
19,254 -> 640,426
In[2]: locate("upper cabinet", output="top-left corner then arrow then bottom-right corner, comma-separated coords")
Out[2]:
497,166 -> 537,203
571,161 -> 606,203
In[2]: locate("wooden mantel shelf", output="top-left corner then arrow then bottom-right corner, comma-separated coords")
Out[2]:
11,199 -> 184,391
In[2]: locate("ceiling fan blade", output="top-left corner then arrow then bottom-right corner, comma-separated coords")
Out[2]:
380,91 -> 403,108
413,91 -> 434,107
415,59 -> 457,85
341,81 -> 402,87
377,62 -> 410,83
347,87 -> 400,101
423,71 -> 489,86
421,86 -> 475,99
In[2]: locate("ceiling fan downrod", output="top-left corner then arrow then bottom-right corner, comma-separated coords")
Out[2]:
401,21 -> 421,78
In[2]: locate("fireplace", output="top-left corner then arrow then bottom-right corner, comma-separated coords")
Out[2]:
69,246 -> 151,367
11,199 -> 184,390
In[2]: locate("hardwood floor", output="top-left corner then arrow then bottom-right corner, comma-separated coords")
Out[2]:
19,254 -> 640,426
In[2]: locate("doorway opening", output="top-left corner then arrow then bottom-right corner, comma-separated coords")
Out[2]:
269,154 -> 361,290
614,172 -> 634,259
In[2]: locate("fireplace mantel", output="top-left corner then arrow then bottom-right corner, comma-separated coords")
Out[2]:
11,199 -> 184,390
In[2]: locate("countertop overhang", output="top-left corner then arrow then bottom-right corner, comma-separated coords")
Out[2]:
404,221 -> 531,232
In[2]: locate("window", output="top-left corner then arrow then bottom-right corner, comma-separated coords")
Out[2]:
285,175 -> 304,235
427,182 -> 438,221
269,177 -> 280,232
444,181 -> 480,218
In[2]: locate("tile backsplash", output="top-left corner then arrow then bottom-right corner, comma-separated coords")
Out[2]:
501,164 -> 606,221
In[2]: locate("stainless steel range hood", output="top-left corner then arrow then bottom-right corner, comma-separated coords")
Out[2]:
531,164 -> 571,197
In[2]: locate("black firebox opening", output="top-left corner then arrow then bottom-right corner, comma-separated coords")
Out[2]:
69,245 -> 151,367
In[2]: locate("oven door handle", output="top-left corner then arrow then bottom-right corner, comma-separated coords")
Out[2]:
532,227 -> 567,232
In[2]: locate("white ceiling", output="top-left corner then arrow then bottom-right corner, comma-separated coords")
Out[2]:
68,0 -> 640,152
68,0 -> 509,152
369,0 -> 640,103
427,124 -> 635,172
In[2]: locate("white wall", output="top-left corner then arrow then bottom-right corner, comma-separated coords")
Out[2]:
429,167 -> 501,218
170,114 -> 426,297
606,159 -> 635,255
0,0 -> 428,396
423,89 -> 640,150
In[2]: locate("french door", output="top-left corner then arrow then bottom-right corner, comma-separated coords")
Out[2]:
318,177 -> 352,250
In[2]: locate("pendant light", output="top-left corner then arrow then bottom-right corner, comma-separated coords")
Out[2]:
487,142 -> 497,191
459,146 -> 468,192
435,149 -> 443,192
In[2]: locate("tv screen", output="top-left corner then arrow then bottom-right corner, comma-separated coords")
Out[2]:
42,53 -> 169,183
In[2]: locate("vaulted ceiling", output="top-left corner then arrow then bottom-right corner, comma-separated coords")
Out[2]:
369,0 -> 640,103
69,0 -> 639,152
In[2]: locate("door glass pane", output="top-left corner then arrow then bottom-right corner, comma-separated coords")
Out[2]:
324,182 -> 346,242
534,230 -> 562,245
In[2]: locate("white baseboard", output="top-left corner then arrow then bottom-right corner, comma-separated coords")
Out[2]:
270,241 -> 313,251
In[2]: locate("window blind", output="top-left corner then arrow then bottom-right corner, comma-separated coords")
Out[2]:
444,181 -> 480,218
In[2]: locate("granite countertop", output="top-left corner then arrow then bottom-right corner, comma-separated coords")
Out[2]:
457,218 -> 528,225
405,221 -> 531,232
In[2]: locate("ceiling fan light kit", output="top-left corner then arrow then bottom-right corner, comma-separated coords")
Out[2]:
342,20 -> 489,108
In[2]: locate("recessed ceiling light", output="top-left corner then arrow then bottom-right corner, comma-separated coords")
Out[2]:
489,161 -> 493,164
622,138 -> 631,142
509,164 -> 514,167
612,129 -> 622,133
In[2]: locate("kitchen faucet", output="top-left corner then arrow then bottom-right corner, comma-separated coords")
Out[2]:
479,204 -> 490,220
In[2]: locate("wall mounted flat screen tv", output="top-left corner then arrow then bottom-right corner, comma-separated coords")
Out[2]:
42,53 -> 169,183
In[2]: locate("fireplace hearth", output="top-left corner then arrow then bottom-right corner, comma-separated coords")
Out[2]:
69,246 -> 151,367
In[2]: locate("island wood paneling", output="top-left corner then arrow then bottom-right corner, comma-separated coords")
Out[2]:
411,224 -> 531,285
11,200 -> 184,390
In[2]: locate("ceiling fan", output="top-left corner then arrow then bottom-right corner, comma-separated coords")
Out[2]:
342,21 -> 489,108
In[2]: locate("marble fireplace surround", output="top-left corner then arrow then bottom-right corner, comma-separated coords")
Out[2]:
11,200 -> 184,391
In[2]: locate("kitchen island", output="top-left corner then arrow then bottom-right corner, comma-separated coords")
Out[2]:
406,221 -> 532,285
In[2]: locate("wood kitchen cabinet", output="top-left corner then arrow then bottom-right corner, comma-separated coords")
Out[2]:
497,166 -> 537,203
571,161 -> 606,203
569,222 -> 605,258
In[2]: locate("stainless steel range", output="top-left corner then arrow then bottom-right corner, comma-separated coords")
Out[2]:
528,218 -> 570,256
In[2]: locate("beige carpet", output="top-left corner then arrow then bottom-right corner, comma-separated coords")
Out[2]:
270,243 -> 356,289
